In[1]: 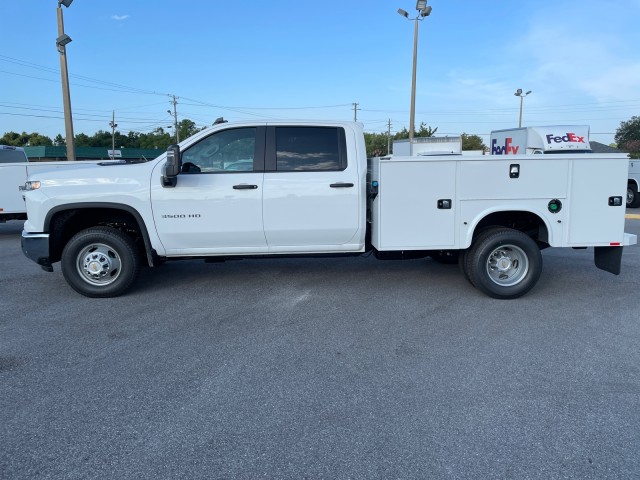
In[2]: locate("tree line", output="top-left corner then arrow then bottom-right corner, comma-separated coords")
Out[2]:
0,119 -> 204,151
0,118 -> 483,157
3,116 -> 638,158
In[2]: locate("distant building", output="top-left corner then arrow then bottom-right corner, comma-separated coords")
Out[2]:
23,146 -> 163,162
588,141 -> 622,154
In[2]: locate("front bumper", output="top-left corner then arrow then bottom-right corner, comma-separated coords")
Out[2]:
21,231 -> 53,272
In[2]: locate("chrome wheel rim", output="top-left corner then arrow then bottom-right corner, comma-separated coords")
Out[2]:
76,243 -> 122,286
485,244 -> 529,287
628,188 -> 634,206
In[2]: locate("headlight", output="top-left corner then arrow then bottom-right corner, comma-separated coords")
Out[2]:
20,181 -> 41,191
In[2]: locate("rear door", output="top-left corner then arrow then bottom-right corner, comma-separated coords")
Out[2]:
262,125 -> 361,251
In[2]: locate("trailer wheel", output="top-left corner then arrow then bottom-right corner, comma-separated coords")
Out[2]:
627,184 -> 640,208
467,228 -> 542,299
61,227 -> 141,298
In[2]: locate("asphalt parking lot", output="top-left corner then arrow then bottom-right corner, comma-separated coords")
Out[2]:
1,218 -> 640,479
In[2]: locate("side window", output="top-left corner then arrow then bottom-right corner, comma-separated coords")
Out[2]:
275,127 -> 345,171
181,128 -> 256,173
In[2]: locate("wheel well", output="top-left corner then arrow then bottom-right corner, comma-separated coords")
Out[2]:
474,211 -> 549,246
48,208 -> 147,264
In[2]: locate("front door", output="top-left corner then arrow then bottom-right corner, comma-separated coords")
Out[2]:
150,127 -> 267,255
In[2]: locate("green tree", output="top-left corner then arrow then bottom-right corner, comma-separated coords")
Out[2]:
1,131 -> 52,146
364,132 -> 390,157
75,133 -> 92,147
139,128 -> 172,150
393,122 -> 438,140
615,116 -> 640,159
416,122 -> 438,137
178,119 -> 200,141
26,133 -> 53,146
461,133 -> 486,151
0,131 -> 23,145
53,134 -> 66,146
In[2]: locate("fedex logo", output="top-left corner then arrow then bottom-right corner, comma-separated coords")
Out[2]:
491,137 -> 520,155
546,132 -> 586,144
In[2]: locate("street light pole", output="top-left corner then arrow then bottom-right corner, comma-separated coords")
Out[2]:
398,1 -> 432,156
514,89 -> 532,128
409,16 -> 419,155
56,0 -> 76,161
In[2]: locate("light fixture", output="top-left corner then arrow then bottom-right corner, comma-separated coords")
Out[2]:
59,0 -> 73,7
397,8 -> 409,17
416,0 -> 427,10
56,34 -> 72,47
514,89 -> 532,127
420,6 -> 432,16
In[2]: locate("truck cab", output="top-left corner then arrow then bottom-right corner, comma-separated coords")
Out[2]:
151,122 -> 366,255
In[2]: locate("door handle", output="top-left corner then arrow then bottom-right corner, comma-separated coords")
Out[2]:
233,184 -> 258,190
330,183 -> 354,188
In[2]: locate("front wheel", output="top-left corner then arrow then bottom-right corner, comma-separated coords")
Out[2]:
61,227 -> 141,298
467,228 -> 542,299
627,184 -> 640,208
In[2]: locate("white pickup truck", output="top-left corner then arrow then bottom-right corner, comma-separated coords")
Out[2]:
20,121 -> 636,299
0,145 -> 32,222
0,145 -> 99,222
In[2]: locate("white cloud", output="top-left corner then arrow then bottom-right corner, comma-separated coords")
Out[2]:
111,14 -> 129,21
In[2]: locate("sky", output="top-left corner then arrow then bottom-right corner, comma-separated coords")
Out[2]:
2,0 -> 640,145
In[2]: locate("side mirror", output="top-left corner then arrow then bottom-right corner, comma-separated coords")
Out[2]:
162,144 -> 181,187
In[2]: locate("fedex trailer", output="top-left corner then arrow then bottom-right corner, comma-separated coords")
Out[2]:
490,126 -> 591,155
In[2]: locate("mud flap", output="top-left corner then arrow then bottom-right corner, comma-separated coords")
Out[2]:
594,246 -> 623,275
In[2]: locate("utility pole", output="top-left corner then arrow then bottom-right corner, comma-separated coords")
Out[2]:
352,102 -> 360,122
56,0 -> 76,161
168,95 -> 179,143
387,119 -> 392,155
109,111 -> 117,159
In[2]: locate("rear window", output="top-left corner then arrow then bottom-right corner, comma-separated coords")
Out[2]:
0,147 -> 28,164
275,127 -> 346,171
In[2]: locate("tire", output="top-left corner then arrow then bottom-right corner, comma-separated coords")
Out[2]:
459,227 -> 498,286
61,227 -> 141,298
458,249 -> 473,285
627,183 -> 640,208
466,227 -> 542,299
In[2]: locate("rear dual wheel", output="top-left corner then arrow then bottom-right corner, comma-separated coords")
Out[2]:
462,227 -> 542,299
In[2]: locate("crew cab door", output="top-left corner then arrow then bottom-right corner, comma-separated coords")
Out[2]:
262,125 -> 362,251
150,126 -> 267,254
